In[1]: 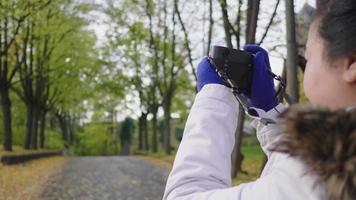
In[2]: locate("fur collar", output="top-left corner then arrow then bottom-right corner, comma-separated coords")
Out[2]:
273,105 -> 356,200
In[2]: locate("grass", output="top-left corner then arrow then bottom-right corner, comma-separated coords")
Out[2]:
233,145 -> 264,185
0,145 -> 62,156
242,135 -> 260,146
0,156 -> 68,200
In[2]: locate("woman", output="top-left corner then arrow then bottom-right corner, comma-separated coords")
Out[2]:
163,0 -> 356,199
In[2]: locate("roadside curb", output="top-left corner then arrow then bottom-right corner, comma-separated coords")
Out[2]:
0,151 -> 63,165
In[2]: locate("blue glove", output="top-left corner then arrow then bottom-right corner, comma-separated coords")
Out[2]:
243,44 -> 278,112
196,57 -> 225,92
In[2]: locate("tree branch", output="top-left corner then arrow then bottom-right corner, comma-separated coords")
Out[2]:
174,0 -> 197,84
258,0 -> 280,45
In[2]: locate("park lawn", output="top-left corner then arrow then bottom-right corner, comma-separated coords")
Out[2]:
136,151 -> 176,169
0,145 -> 62,156
232,145 -> 264,185
0,156 -> 68,200
141,144 -> 265,186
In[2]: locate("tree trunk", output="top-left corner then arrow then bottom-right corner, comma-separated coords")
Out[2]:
163,98 -> 172,155
138,115 -> 144,151
57,113 -> 69,149
0,15 -> 13,151
231,0 -> 248,176
285,0 -> 299,104
246,0 -> 260,44
235,0 -> 243,49
0,86 -> 12,151
152,109 -> 158,153
143,114 -> 149,151
24,104 -> 34,149
31,107 -> 39,149
138,112 -> 149,151
39,111 -> 47,148
68,116 -> 75,145
245,0 -> 263,177
231,108 -> 245,177
69,127 -> 75,145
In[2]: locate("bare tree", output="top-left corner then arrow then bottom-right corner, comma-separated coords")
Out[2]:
145,0 -> 161,153
218,0 -> 260,177
218,0 -> 233,48
174,0 -> 197,85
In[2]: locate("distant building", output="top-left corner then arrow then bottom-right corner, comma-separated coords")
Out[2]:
296,3 -> 316,57
298,3 -> 315,24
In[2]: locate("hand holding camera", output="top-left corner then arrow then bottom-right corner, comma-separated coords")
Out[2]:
196,44 -> 280,112
243,44 -> 278,112
196,58 -> 225,92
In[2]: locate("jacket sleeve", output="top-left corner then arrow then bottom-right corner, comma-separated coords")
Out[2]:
250,103 -> 286,158
162,84 -> 288,200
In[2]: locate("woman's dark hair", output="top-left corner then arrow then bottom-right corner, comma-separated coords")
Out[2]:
314,0 -> 356,59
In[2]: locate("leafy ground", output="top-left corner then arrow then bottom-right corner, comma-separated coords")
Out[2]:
0,156 -> 68,200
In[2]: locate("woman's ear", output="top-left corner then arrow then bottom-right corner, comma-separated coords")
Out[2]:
343,53 -> 356,83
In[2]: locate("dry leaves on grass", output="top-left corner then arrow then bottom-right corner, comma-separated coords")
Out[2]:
0,156 -> 68,200
137,155 -> 175,169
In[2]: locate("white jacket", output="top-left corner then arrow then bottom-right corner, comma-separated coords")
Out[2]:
163,84 -> 327,200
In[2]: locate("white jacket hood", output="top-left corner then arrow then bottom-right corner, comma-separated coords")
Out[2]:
273,105 -> 356,200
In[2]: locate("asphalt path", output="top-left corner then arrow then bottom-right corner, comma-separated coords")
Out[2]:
41,156 -> 170,200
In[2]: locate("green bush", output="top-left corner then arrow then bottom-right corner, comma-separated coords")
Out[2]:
74,123 -> 119,156
45,130 -> 64,149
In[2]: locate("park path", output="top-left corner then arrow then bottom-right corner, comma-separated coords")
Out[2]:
41,156 -> 170,200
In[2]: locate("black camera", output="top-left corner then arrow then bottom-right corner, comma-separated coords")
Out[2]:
209,46 -> 254,95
